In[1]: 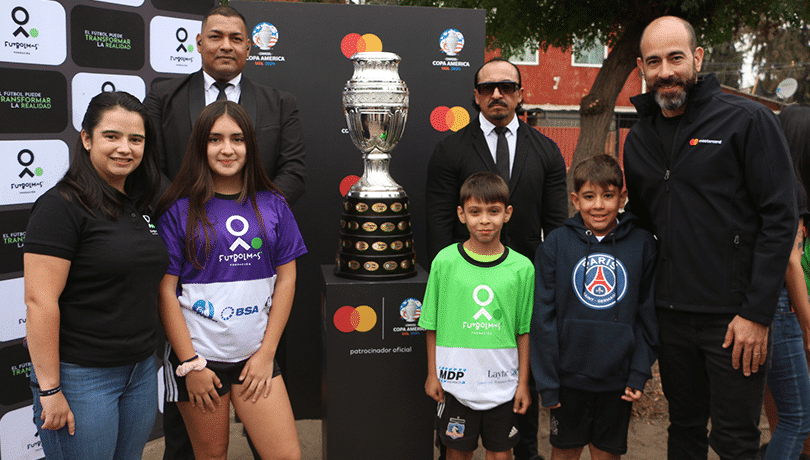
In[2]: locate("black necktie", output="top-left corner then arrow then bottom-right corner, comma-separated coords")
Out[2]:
494,126 -> 510,183
214,81 -> 230,102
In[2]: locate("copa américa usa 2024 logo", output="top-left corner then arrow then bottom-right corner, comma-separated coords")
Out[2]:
249,22 -> 286,66
433,28 -> 470,71
571,253 -> 628,309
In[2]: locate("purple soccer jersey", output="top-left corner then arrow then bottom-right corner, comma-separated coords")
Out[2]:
158,192 -> 307,362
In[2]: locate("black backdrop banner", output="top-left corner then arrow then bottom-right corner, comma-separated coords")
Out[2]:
0,0 -> 483,457
232,0 -> 484,418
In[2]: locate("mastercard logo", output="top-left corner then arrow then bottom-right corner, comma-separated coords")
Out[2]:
340,175 -> 360,197
333,305 -> 377,332
431,106 -> 470,132
341,33 -> 383,59
690,139 -> 699,146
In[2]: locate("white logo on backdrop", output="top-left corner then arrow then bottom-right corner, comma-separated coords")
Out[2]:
0,278 -> 25,342
0,0 -> 66,66
0,405 -> 43,460
150,16 -> 202,74
92,0 -> 144,6
71,73 -> 146,131
0,140 -> 68,206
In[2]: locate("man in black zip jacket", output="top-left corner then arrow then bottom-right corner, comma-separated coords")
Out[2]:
623,16 -> 797,460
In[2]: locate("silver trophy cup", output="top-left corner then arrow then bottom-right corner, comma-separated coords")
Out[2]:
336,52 -> 416,279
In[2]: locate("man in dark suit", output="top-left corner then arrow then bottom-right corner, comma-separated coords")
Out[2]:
144,5 -> 306,205
144,6 -> 305,460
426,58 -> 567,460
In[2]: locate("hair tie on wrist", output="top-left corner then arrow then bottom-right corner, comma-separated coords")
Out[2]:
39,385 -> 62,397
180,354 -> 199,365
176,355 -> 207,377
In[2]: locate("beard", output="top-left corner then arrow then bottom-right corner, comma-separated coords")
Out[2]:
652,69 -> 697,112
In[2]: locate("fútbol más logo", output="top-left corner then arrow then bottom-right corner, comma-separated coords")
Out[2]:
0,140 -> 68,206
149,16 -> 201,74
0,405 -> 45,459
218,215 -> 264,266
71,73 -> 146,131
0,68 -> 68,134
0,1 -> 66,66
0,277 -> 25,342
71,5 -> 144,70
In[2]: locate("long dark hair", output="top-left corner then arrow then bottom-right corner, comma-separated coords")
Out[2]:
779,103 -> 810,198
58,91 -> 160,218
157,101 -> 284,269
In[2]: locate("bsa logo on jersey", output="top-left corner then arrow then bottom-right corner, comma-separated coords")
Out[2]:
571,253 -> 627,309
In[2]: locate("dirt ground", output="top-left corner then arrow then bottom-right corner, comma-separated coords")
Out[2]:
142,363 -> 771,459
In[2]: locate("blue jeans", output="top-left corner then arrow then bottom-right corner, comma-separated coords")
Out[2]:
656,309 -> 769,460
765,289 -> 810,460
30,356 -> 157,460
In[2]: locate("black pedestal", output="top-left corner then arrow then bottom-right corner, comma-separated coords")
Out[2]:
321,265 -> 433,460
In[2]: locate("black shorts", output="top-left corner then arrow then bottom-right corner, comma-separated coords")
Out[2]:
548,386 -> 632,455
436,392 -> 520,453
165,348 -> 281,402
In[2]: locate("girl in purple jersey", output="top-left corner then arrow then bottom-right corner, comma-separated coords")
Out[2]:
156,101 -> 305,460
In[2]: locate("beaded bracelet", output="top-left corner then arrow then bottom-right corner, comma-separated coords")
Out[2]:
39,385 -> 62,397
175,355 -> 207,377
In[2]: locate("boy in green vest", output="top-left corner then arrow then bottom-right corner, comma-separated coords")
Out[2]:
420,172 -> 533,460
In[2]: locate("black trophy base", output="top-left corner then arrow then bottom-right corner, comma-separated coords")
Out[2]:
335,195 -> 417,281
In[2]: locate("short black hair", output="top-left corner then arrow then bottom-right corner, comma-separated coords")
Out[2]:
571,154 -> 623,193
472,57 -> 523,112
459,172 -> 509,208
202,5 -> 248,34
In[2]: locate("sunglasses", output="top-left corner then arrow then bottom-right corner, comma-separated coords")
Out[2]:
476,81 -> 520,96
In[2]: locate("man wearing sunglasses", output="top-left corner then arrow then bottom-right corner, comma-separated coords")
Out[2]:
426,57 -> 567,460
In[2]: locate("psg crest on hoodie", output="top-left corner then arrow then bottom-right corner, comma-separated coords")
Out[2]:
571,253 -> 628,309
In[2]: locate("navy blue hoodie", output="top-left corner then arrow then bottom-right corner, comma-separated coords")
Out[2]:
530,211 -> 658,407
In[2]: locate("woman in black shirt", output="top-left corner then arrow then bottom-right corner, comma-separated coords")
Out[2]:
24,91 -> 169,460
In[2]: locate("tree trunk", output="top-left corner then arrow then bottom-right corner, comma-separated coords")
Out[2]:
568,22 -> 646,213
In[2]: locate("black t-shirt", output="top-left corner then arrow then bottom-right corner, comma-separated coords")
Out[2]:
25,187 -> 170,367
653,111 -> 683,165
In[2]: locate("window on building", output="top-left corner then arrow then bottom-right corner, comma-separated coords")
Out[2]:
508,43 -> 539,66
572,38 -> 607,67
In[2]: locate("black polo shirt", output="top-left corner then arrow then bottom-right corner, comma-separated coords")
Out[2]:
25,187 -> 170,367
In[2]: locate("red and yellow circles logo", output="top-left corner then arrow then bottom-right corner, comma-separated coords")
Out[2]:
341,33 -> 383,59
690,139 -> 699,146
431,106 -> 470,132
334,305 -> 377,333
339,175 -> 360,197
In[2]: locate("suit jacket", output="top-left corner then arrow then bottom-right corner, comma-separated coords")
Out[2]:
144,70 -> 306,205
426,116 -> 568,263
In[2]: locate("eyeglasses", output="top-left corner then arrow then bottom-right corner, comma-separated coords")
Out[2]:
476,81 -> 520,96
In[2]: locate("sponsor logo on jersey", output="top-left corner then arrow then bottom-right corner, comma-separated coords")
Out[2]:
446,417 -> 466,439
438,366 -> 466,384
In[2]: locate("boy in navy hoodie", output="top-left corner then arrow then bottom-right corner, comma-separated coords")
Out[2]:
530,154 -> 658,460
